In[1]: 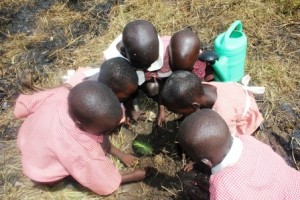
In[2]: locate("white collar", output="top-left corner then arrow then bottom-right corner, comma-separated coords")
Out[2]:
103,34 -> 164,71
211,136 -> 243,174
147,35 -> 164,71
103,34 -> 125,60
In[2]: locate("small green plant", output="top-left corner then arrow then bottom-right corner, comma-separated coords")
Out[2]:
133,140 -> 153,156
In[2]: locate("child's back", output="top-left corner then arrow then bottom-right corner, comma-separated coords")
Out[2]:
16,86 -> 118,185
14,81 -> 139,195
178,109 -> 300,199
161,71 -> 263,135
210,134 -> 300,199
204,81 -> 263,135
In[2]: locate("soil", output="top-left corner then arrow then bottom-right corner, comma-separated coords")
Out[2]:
0,0 -> 299,200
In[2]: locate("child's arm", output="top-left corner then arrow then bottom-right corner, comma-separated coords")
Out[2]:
156,78 -> 167,126
102,135 -> 137,167
110,143 -> 138,167
124,96 -> 143,123
121,168 -> 148,184
157,101 -> 166,127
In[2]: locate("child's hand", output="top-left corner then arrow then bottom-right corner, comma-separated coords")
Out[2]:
184,161 -> 195,172
130,110 -> 146,122
133,167 -> 155,181
119,153 -> 138,167
121,167 -> 154,183
156,104 -> 166,127
156,111 -> 165,127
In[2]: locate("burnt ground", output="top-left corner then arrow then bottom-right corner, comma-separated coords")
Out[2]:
0,0 -> 300,199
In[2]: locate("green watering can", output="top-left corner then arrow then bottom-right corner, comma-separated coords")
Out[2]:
213,20 -> 247,82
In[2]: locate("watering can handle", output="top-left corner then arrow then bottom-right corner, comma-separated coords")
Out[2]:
224,20 -> 243,46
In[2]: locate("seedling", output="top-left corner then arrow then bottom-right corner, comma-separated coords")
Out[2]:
133,140 -> 153,156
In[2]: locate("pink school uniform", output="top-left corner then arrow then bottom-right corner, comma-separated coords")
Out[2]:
15,87 -> 122,195
210,135 -> 300,199
204,81 -> 263,135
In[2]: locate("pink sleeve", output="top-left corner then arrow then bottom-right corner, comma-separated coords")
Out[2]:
66,67 -> 92,87
58,145 -> 121,195
14,88 -> 65,118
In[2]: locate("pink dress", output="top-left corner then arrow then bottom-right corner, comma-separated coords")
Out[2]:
15,87 -> 122,195
210,135 -> 300,199
205,82 -> 263,135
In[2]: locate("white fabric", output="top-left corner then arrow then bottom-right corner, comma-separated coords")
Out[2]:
240,74 -> 265,117
241,74 -> 265,94
136,70 -> 145,86
103,34 -> 164,71
211,136 -> 243,174
157,70 -> 172,78
103,34 -> 126,60
83,68 -> 100,77
61,70 -> 75,83
147,36 -> 164,71
103,34 -> 164,72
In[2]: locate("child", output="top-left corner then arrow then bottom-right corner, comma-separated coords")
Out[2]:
178,109 -> 300,199
15,81 -> 149,195
96,57 -> 138,103
64,57 -> 138,103
103,21 -> 210,125
63,57 -> 139,122
161,71 -> 264,135
103,19 -> 170,85
103,20 -> 171,125
168,29 -> 214,82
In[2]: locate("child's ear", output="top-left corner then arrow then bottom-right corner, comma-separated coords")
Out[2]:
191,102 -> 200,111
74,120 -> 85,131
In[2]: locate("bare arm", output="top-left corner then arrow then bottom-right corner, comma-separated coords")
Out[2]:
121,168 -> 148,184
108,139 -> 138,167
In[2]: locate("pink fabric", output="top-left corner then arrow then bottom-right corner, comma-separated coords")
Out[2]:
15,87 -> 122,195
192,60 -> 206,79
67,67 -> 92,87
205,82 -> 263,135
210,135 -> 300,199
143,36 -> 206,80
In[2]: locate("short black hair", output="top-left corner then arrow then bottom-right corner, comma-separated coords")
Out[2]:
169,29 -> 201,71
98,57 -> 138,94
122,20 -> 158,69
161,71 -> 204,110
178,109 -> 231,163
68,81 -> 122,125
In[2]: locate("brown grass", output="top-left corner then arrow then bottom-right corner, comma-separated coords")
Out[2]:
0,0 -> 299,199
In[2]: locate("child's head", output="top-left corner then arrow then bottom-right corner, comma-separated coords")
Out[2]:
122,20 -> 159,70
168,29 -> 201,71
68,81 -> 122,135
98,57 -> 138,102
178,109 -> 232,168
161,70 -> 204,116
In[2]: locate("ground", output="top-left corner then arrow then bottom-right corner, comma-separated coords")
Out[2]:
0,0 -> 299,199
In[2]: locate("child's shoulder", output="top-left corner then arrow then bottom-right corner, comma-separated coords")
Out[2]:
204,81 -> 243,89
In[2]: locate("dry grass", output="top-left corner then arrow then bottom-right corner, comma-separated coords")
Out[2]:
0,0 -> 299,199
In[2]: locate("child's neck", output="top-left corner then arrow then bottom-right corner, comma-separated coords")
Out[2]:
200,84 -> 217,108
